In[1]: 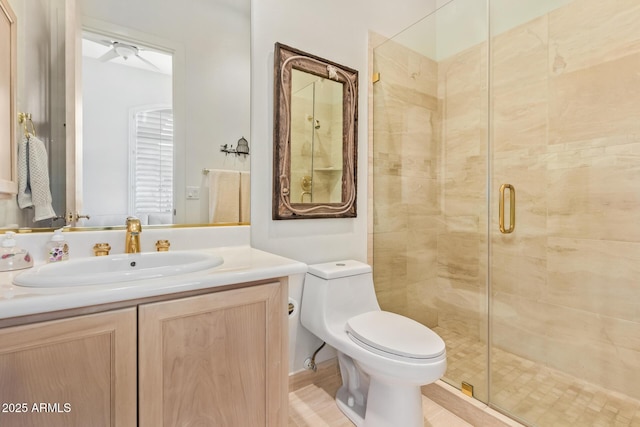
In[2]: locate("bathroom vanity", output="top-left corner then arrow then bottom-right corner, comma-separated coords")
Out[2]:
0,245 -> 306,427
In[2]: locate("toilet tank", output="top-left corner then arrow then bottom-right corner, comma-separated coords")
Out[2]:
301,260 -> 381,336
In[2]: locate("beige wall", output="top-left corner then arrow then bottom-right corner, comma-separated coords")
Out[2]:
371,0 -> 640,400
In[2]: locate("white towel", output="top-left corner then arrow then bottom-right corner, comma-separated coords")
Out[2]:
17,136 -> 30,209
17,135 -> 56,222
208,169 -> 240,223
239,171 -> 250,223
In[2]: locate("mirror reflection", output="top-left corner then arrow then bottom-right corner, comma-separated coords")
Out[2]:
0,0 -> 251,231
290,69 -> 343,204
82,30 -> 174,226
0,0 -> 68,230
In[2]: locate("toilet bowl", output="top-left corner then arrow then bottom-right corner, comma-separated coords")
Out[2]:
300,260 -> 446,427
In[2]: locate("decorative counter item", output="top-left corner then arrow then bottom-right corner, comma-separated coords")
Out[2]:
46,228 -> 69,262
0,232 -> 33,271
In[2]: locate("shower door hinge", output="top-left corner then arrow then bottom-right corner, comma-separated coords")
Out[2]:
461,381 -> 474,398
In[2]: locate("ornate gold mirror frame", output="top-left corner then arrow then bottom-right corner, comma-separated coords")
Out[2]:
273,43 -> 358,219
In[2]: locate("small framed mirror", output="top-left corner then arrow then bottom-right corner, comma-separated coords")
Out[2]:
273,43 -> 358,219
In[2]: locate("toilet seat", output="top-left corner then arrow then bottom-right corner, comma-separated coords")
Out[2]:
346,311 -> 445,361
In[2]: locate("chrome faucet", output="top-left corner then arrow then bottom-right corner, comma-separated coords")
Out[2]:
125,217 -> 142,253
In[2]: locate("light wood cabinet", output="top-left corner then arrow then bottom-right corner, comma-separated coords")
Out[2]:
138,282 -> 288,426
0,280 -> 288,427
0,308 -> 137,427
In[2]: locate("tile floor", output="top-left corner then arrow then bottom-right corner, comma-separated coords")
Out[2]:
435,327 -> 640,427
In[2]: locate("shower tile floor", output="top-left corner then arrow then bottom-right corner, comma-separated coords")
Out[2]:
435,327 -> 640,426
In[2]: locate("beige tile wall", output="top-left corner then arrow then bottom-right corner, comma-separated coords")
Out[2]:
371,0 -> 640,405
371,34 -> 441,327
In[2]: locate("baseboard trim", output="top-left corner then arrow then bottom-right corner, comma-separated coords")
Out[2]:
289,359 -> 340,392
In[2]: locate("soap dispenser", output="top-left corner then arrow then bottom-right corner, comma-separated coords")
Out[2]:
46,228 -> 69,262
0,232 -> 33,271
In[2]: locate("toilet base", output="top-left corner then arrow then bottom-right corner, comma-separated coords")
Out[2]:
335,377 -> 423,427
334,351 -> 426,426
335,352 -> 368,425
336,386 -> 366,426
364,378 -> 423,427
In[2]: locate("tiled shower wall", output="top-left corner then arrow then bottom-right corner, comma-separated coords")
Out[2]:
371,31 -> 443,330
371,0 -> 640,402
291,94 -> 344,204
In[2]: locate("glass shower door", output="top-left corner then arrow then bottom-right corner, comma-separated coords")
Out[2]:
373,0 -> 640,425
488,0 -> 640,425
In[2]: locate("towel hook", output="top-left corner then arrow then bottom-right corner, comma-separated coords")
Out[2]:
18,112 -> 36,138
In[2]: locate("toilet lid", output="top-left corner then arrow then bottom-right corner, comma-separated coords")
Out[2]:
346,311 -> 445,360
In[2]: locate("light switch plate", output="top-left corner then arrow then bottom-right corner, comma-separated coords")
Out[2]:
186,186 -> 200,200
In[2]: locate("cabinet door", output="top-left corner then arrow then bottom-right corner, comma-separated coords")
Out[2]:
139,282 -> 288,427
0,308 -> 137,427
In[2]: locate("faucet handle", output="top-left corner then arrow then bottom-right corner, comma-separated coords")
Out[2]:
155,240 -> 170,252
93,243 -> 111,256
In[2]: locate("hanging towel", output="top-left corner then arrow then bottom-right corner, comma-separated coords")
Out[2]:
17,135 -> 56,222
16,137 -> 29,209
208,169 -> 240,223
239,171 -> 250,223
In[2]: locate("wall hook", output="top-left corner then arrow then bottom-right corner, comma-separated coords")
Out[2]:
220,137 -> 250,157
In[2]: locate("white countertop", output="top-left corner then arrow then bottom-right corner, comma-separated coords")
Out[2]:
0,245 -> 308,320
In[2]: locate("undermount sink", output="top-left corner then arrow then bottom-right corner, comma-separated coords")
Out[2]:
13,251 -> 224,288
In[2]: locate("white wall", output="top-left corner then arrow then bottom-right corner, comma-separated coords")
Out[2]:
250,0 -> 436,265
250,0 -> 439,372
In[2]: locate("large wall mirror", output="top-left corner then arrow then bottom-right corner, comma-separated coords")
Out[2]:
0,0 -> 250,231
273,43 -> 358,219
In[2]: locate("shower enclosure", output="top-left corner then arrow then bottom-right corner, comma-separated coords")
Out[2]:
370,0 -> 640,425
290,71 -> 344,205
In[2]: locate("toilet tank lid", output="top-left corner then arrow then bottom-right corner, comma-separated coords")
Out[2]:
307,260 -> 371,280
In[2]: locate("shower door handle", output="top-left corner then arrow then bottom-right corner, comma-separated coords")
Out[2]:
499,184 -> 515,234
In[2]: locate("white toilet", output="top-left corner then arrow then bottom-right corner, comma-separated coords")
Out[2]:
301,260 -> 446,427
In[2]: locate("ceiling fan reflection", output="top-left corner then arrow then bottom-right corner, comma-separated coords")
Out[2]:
97,41 -> 160,71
